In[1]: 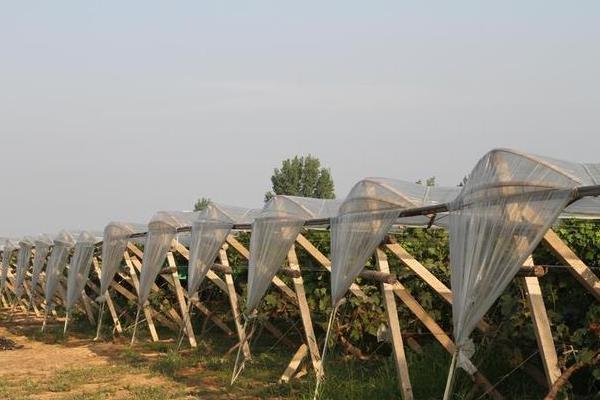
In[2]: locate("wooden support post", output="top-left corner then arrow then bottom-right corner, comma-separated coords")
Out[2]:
226,235 -> 298,302
113,261 -> 178,332
295,234 -> 368,300
376,248 -> 413,399
223,236 -> 307,344
218,247 -> 251,359
391,281 -> 504,399
92,258 -> 123,334
385,242 -> 491,333
280,245 -> 323,382
166,251 -> 197,348
168,242 -> 236,336
192,301 -> 234,336
23,282 -> 41,317
124,251 -> 159,342
79,291 -> 96,325
171,236 -> 297,351
523,257 -> 561,386
542,229 -> 600,301
280,344 -> 309,383
104,290 -> 123,334
127,250 -> 186,328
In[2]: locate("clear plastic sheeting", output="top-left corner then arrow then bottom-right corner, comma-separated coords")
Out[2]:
246,196 -> 341,313
188,204 -> 259,298
563,197 -> 600,218
138,211 -> 197,306
99,222 -> 146,298
65,231 -> 98,311
15,236 -> 35,298
561,163 -> 600,218
30,234 -> 54,298
448,149 -> 580,359
330,178 -> 456,306
0,239 -> 19,293
44,231 -> 75,308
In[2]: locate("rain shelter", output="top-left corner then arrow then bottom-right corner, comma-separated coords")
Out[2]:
0,239 -> 19,296
188,203 -> 259,299
246,196 -> 341,313
305,179 -> 461,396
232,196 -> 340,384
42,230 -> 75,331
94,222 -> 146,339
327,171 -> 600,312
175,203 -> 259,350
99,222 -> 146,300
131,211 -> 198,343
330,178 -> 458,307
443,149 -> 600,397
30,234 -> 54,304
64,231 -> 98,333
137,211 -> 198,307
14,236 -> 35,299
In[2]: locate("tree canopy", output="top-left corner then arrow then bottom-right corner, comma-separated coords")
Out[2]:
265,155 -> 335,201
193,197 -> 211,212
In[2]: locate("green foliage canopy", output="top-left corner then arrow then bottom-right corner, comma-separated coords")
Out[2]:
265,155 -> 335,201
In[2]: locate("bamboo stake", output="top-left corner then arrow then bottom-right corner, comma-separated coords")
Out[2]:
130,306 -> 141,346
312,302 -> 340,400
63,310 -> 70,336
443,351 -> 458,400
94,301 -> 106,341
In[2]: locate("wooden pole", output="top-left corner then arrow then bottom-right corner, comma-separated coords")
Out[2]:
376,248 -> 413,399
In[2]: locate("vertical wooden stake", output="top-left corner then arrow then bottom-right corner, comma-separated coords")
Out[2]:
166,251 -> 197,348
80,291 -> 96,325
124,251 -> 159,342
376,248 -> 413,400
280,344 -> 309,383
218,246 -> 251,359
287,245 -> 323,379
92,258 -> 123,334
523,257 -> 561,386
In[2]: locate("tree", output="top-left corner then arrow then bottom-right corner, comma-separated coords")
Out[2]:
265,155 -> 335,201
193,197 -> 211,211
416,176 -> 436,187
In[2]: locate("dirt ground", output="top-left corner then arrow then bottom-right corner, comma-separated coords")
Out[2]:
0,309 -> 282,400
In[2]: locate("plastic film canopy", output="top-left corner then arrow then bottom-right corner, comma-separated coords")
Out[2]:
30,234 -> 54,299
15,236 -> 35,298
330,178 -> 456,306
99,222 -> 146,298
246,196 -> 341,313
66,231 -> 98,311
44,231 -> 75,308
137,211 -> 197,306
448,148 -> 583,367
188,203 -> 259,298
0,239 -> 19,292
560,162 -> 600,218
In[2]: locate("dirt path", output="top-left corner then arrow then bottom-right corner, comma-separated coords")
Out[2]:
0,309 -> 295,400
0,311 -> 211,399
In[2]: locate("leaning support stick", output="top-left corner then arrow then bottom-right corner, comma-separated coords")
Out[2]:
63,310 -> 70,336
231,318 -> 250,385
176,301 -> 193,351
130,305 -> 141,346
41,305 -> 49,332
312,302 -> 340,400
94,302 -> 106,341
443,350 -> 458,400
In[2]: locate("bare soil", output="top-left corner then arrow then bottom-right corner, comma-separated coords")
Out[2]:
0,309 -> 270,400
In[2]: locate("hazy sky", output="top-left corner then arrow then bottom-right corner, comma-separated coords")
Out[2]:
1,1 -> 599,237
